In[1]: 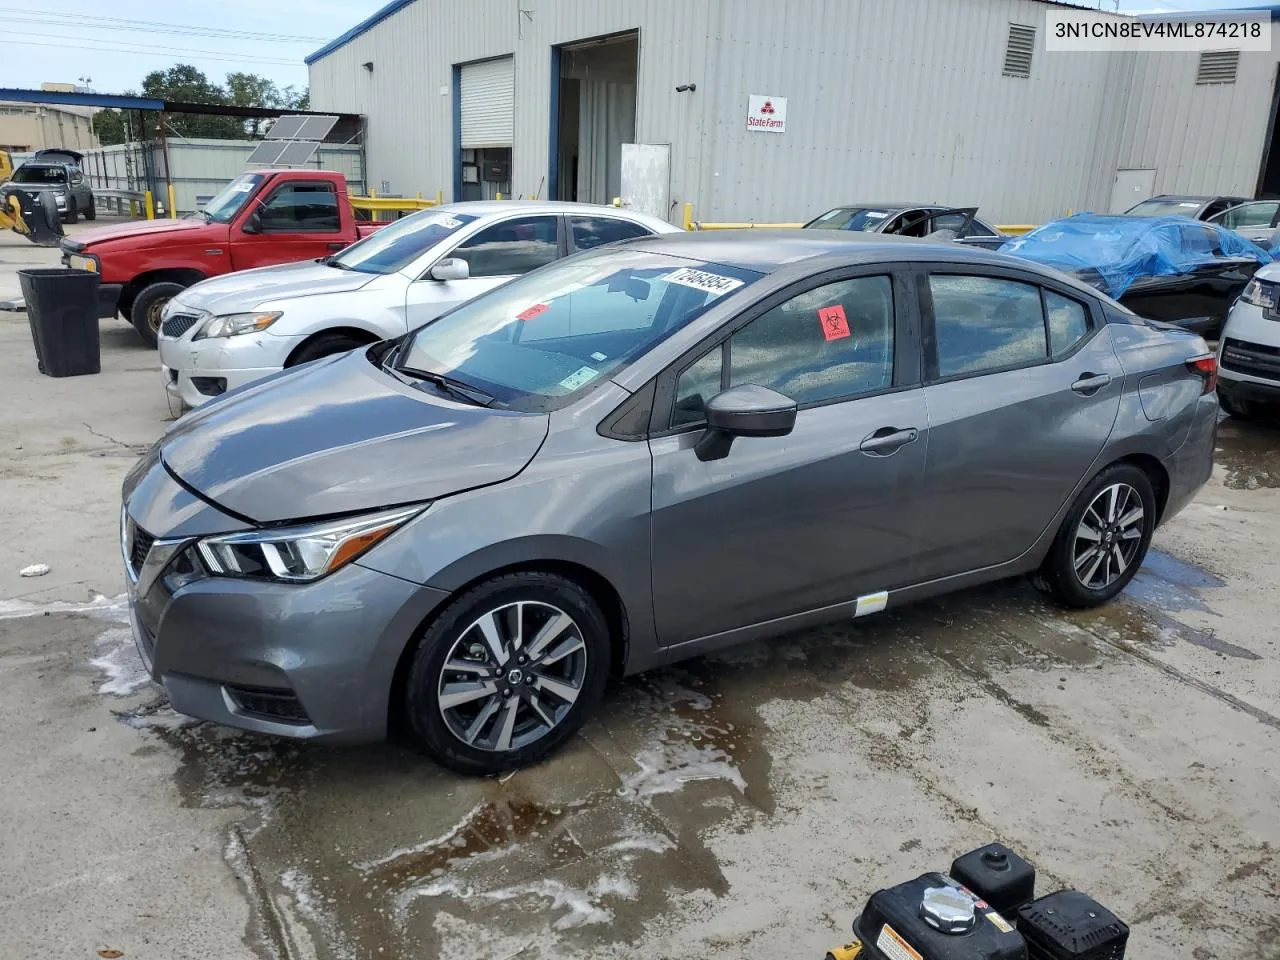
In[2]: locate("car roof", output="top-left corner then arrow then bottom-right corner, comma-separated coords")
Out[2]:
1142,194 -> 1247,203
625,228 -> 1045,273
432,199 -> 677,230
821,202 -> 926,211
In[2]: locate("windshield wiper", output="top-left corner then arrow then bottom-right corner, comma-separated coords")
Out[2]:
319,255 -> 352,269
396,366 -> 496,407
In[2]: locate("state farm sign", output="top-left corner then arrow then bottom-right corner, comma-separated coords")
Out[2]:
746,94 -> 787,133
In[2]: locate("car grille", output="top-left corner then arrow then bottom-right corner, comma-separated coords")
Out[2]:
128,521 -> 155,577
1221,337 -> 1280,380
225,685 -> 311,725
161,313 -> 200,338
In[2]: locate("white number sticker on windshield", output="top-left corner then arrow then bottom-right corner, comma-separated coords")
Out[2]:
428,214 -> 464,229
231,181 -> 256,193
662,267 -> 744,298
558,366 -> 599,391
864,211 -> 889,219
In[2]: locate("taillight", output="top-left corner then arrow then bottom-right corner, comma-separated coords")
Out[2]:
1186,354 -> 1218,394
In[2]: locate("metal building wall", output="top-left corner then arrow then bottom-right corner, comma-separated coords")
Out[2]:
307,0 -> 1272,225
1114,25 -> 1280,200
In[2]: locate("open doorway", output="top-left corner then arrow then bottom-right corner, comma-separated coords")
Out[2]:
1256,63 -> 1280,198
551,32 -> 638,205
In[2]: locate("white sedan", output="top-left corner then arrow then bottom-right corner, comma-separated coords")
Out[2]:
157,200 -> 680,411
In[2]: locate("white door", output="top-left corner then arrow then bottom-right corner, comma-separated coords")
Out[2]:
460,57 -> 514,148
620,143 -> 671,220
1110,169 -> 1157,214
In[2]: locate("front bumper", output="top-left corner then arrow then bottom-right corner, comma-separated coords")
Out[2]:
122,460 -> 450,742
97,283 -> 122,319
158,328 -> 301,410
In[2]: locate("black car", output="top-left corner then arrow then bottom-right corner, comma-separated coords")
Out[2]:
1123,194 -> 1249,222
1000,214 -> 1270,338
805,203 -> 1006,248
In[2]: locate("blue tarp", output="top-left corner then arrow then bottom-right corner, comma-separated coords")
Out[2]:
999,213 -> 1272,298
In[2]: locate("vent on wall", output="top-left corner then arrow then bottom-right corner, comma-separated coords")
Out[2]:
1003,23 -> 1036,78
1196,49 -> 1239,84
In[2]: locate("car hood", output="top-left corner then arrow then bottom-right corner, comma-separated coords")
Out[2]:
174,259 -> 377,313
160,350 -> 549,523
71,217 -> 214,246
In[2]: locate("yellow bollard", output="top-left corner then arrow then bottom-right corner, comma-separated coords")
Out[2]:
683,201 -> 695,231
436,189 -> 443,205
167,183 -> 177,219
144,191 -> 155,220
496,192 -> 502,201
129,199 -> 137,217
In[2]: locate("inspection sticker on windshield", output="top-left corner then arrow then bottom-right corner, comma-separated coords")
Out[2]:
662,267 -> 744,298
516,303 -> 550,321
558,366 -> 599,391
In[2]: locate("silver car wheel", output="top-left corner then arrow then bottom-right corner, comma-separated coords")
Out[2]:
436,600 -> 588,753
1073,482 -> 1145,590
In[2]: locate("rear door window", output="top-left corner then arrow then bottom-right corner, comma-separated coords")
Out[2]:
570,216 -> 653,251
928,275 -> 1048,377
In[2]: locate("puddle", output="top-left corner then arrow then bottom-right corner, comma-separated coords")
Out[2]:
1216,417 -> 1280,490
44,547 -> 1245,958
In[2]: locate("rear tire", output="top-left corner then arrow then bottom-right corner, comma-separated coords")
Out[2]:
1217,389 -> 1252,420
1033,463 -> 1157,609
286,332 -> 370,366
63,200 -> 78,225
129,281 -> 187,349
403,572 -> 611,775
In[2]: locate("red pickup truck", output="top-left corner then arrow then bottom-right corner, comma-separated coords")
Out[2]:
60,169 -> 384,347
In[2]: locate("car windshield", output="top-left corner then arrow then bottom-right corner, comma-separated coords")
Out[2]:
804,207 -> 896,231
203,173 -> 265,223
331,210 -> 477,274
1125,198 -> 1203,218
395,249 -> 762,411
11,165 -> 66,184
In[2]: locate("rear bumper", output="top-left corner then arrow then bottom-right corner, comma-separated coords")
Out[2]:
97,283 -> 122,319
1160,393 -> 1218,525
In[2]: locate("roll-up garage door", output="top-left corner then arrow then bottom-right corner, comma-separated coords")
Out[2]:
460,57 -> 514,148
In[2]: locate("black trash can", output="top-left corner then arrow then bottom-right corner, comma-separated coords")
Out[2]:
18,267 -> 101,377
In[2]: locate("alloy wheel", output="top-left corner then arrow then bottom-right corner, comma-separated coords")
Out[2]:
436,600 -> 588,753
1073,482 -> 1145,590
147,299 -> 169,334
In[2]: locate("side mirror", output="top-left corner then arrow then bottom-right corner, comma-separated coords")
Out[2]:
430,257 -> 470,281
71,172 -> 84,185
242,209 -> 262,234
695,384 -> 797,462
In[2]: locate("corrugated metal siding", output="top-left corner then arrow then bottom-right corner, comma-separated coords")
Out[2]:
1115,25 -> 1280,199
309,0 -> 1280,224
460,56 -> 515,147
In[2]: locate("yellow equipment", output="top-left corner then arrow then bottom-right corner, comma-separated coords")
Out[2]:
825,941 -> 864,960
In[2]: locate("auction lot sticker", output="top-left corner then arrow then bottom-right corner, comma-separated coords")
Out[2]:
662,268 -> 744,298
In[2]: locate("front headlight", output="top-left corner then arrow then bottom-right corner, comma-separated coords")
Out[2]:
196,506 -> 424,583
194,311 -> 283,340
67,253 -> 98,273
1240,277 -> 1277,309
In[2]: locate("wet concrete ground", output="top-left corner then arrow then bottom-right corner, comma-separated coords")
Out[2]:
2,282 -> 1279,958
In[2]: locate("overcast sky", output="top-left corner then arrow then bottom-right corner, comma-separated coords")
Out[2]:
0,1 -> 1269,97
0,0 -> 386,94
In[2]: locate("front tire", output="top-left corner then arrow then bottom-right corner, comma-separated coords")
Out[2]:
1034,463 -> 1157,609
404,572 -> 611,775
63,200 -> 78,225
129,281 -> 187,349
1217,388 -> 1251,420
84,196 -> 97,221
286,332 -> 370,367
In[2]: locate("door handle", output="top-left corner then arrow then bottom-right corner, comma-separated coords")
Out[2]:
1071,373 -> 1112,396
859,426 -> 919,455
328,241 -> 346,251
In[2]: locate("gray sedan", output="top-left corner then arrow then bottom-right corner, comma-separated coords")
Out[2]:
121,232 -> 1217,774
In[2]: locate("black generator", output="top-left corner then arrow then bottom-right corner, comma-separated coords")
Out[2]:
834,843 -> 1129,960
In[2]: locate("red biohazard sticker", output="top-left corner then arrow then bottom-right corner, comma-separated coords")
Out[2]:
818,304 -> 850,341
517,303 -> 550,321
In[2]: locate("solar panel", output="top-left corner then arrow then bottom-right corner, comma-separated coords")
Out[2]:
264,116 -> 307,140
245,141 -> 289,165
295,115 -> 339,142
275,140 -> 322,166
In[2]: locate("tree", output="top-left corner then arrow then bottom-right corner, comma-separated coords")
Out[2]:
87,64 -> 312,145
